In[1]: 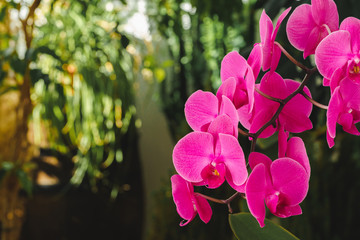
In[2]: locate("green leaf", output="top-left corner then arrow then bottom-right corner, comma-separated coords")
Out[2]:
229,213 -> 299,240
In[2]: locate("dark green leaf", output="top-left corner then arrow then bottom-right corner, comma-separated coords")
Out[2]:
120,34 -> 130,48
229,212 -> 299,240
0,5 -> 7,21
9,57 -> 26,75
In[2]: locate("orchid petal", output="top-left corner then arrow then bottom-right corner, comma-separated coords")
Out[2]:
219,95 -> 239,136
339,77 -> 360,111
260,10 -> 274,71
245,163 -> 268,228
227,174 -> 247,193
248,152 -> 273,188
259,10 -> 273,47
327,87 -> 341,139
185,90 -> 218,132
208,115 -> 236,139
249,107 -> 276,138
303,26 -> 323,59
221,51 -> 248,83
315,30 -> 352,79
171,175 -> 195,223
274,204 -> 302,218
248,152 -> 272,171
271,158 -> 309,205
323,77 -> 330,86
280,80 -> 313,133
279,109 -> 313,133
218,134 -> 247,186
194,194 -> 212,223
340,17 -> 360,53
272,7 -> 291,42
216,77 -> 236,104
284,79 -> 313,116
245,65 -> 256,113
247,44 -> 262,79
286,4 -> 316,52
329,65 -> 347,93
238,105 -> 253,130
277,125 -> 288,158
338,113 -> 357,134
311,0 -> 339,29
259,72 -> 288,101
173,132 -> 214,183
326,130 -> 335,148
208,115 -> 235,156
270,43 -> 282,72
286,137 -> 311,179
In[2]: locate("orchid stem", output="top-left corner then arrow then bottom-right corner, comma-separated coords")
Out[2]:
195,193 -> 226,205
238,128 -> 254,138
300,91 -> 328,110
275,41 -> 309,72
255,87 -> 284,104
195,192 -> 243,213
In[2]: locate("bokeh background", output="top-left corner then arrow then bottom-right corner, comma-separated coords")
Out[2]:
0,0 -> 360,239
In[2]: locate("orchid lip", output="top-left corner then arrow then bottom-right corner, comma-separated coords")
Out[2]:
347,58 -> 360,82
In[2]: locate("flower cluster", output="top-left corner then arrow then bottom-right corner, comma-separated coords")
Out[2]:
170,0 -> 359,228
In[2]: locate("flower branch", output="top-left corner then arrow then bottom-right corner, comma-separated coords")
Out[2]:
275,41 -> 310,72
195,192 -> 242,213
300,91 -> 328,110
255,87 -> 284,104
238,128 -> 254,138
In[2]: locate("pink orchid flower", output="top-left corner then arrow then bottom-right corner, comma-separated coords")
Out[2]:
326,78 -> 360,147
185,90 -> 239,138
250,8 -> 291,72
277,125 -> 289,159
245,137 -> 310,228
286,0 -> 339,59
315,17 -> 360,86
216,51 -> 256,124
171,174 -> 212,226
249,72 -> 313,138
172,130 -> 248,190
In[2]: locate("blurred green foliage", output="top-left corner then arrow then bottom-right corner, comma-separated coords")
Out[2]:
32,0 -> 137,193
31,0 -> 140,195
0,0 -> 141,197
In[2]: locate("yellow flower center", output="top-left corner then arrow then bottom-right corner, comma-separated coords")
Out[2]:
354,65 -> 360,74
213,169 -> 220,176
